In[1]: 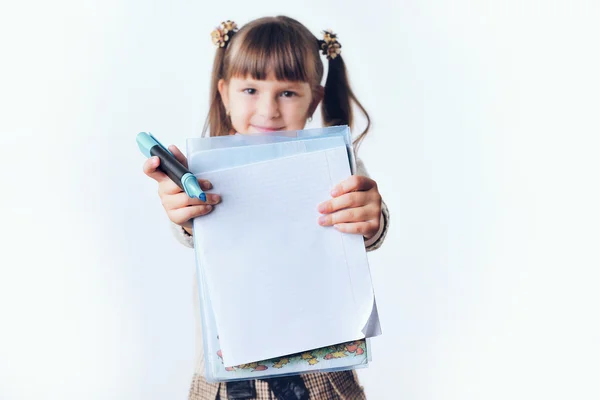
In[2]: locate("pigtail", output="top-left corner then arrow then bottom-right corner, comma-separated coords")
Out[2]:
202,21 -> 239,137
319,32 -> 371,152
322,56 -> 371,151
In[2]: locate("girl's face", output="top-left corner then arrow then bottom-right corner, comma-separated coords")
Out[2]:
218,72 -> 323,134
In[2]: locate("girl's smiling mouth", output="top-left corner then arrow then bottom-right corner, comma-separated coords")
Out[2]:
250,125 -> 285,133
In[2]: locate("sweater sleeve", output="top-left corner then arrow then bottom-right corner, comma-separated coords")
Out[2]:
171,221 -> 195,248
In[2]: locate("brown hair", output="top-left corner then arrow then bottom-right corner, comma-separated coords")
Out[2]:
202,16 -> 371,150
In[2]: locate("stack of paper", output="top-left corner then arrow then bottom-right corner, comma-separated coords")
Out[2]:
187,126 -> 381,382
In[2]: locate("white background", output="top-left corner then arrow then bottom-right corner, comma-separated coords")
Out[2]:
1,1 -> 599,399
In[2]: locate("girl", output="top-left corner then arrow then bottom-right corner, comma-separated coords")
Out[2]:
143,15 -> 390,400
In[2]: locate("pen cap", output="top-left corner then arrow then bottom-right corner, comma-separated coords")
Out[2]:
136,132 -> 156,158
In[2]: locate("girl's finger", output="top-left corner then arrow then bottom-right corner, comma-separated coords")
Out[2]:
169,204 -> 214,225
318,192 -> 368,214
330,175 -> 377,197
318,206 -> 371,226
158,177 -> 186,196
162,191 -> 222,210
168,145 -> 189,168
198,179 -> 213,191
143,157 -> 170,184
332,221 -> 377,237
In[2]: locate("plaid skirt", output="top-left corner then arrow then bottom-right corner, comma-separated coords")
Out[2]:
188,371 -> 367,400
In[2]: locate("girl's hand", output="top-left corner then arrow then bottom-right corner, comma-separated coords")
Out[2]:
142,145 -> 221,231
317,176 -> 382,240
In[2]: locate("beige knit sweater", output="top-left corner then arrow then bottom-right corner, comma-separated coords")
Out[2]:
170,158 -> 390,375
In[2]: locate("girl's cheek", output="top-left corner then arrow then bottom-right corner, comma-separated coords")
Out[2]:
284,103 -> 308,120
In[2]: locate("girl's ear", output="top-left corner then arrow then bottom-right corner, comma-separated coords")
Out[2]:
307,85 -> 325,117
217,79 -> 229,111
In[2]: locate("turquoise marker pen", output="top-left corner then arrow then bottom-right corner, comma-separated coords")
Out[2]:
136,132 -> 206,202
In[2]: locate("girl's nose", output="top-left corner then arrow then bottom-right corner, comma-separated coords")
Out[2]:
257,96 -> 280,119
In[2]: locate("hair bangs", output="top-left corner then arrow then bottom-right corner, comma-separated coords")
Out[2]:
226,22 -> 319,84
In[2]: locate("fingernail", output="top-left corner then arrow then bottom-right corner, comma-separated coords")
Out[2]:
151,156 -> 158,165
330,188 -> 340,197
213,194 -> 221,203
317,203 -> 326,213
206,205 -> 212,211
318,215 -> 327,225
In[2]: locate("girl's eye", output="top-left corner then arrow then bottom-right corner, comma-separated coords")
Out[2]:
243,88 -> 256,95
281,91 -> 297,98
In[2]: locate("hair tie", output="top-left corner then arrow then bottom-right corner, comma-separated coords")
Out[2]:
317,29 -> 342,60
211,20 -> 239,48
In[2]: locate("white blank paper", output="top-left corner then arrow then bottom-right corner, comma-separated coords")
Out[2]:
192,145 -> 379,367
